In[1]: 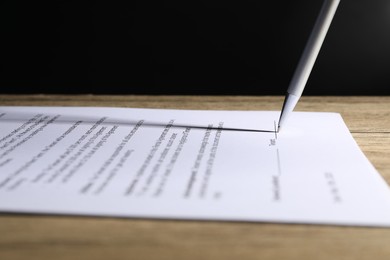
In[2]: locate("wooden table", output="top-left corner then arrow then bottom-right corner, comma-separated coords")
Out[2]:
1,95 -> 390,260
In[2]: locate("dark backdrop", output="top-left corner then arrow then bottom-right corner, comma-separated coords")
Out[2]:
1,0 -> 390,95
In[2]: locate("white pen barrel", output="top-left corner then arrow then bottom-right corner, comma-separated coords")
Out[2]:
287,0 -> 340,97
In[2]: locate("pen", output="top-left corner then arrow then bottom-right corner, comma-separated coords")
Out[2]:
278,0 -> 340,131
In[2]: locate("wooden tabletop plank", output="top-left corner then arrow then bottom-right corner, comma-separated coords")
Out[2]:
1,95 -> 389,131
1,95 -> 390,260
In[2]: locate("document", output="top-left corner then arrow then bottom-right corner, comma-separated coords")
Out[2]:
1,106 -> 390,227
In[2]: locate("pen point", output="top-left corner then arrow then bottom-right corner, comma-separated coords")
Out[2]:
278,93 -> 299,130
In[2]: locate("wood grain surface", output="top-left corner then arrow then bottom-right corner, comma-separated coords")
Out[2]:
1,95 -> 390,260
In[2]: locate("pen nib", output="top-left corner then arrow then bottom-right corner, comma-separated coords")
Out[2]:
278,93 -> 299,131
274,121 -> 280,136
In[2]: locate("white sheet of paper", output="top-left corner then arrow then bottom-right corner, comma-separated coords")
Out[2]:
1,106 -> 390,227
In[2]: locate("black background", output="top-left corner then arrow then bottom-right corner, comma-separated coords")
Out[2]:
1,0 -> 390,95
